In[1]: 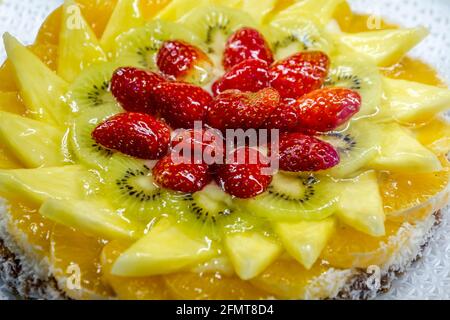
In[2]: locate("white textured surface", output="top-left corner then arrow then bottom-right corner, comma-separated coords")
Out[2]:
0,0 -> 449,300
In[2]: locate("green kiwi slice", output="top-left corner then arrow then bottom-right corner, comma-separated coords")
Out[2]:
320,120 -> 381,178
237,173 -> 338,222
167,183 -> 263,241
180,6 -> 257,64
103,155 -> 170,224
114,20 -> 203,70
70,103 -> 122,171
269,18 -> 334,60
324,54 -> 382,119
69,62 -> 122,113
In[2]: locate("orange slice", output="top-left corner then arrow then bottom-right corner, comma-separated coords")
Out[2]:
414,118 -> 450,156
50,224 -> 114,300
164,272 -> 270,300
320,221 -> 407,269
101,240 -> 170,300
5,200 -> 53,257
379,170 -> 449,223
250,259 -> 328,299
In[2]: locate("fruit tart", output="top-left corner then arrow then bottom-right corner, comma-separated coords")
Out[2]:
0,0 -> 449,300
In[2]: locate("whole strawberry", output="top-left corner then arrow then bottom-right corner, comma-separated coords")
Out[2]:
269,51 -> 330,100
111,67 -> 165,113
153,153 -> 212,193
295,88 -> 361,132
275,133 -> 340,172
92,112 -> 170,160
153,82 -> 213,129
212,59 -> 270,96
215,147 -> 273,198
157,40 -> 213,85
171,128 -> 225,164
206,88 -> 280,131
223,27 -> 274,70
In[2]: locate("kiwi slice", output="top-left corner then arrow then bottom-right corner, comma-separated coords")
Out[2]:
71,103 -> 122,171
269,18 -> 334,60
324,54 -> 382,119
114,20 -> 202,70
237,173 -> 338,222
103,155 -> 169,224
320,121 -> 381,178
180,6 -> 257,64
69,62 -> 121,113
167,183 -> 263,241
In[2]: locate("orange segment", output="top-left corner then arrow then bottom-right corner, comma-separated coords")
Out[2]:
381,57 -> 446,87
5,200 -> 53,257
379,170 -> 449,222
251,259 -> 327,299
164,272 -> 270,300
77,0 -> 118,38
321,221 -> 406,269
50,224 -> 113,300
35,7 -> 62,46
101,240 -> 170,300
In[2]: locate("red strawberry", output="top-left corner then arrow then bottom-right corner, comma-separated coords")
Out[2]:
111,67 -> 165,113
276,133 -> 340,172
157,40 -> 213,84
153,82 -> 213,129
152,153 -> 212,193
206,88 -> 280,131
269,51 -> 330,100
212,59 -> 270,96
92,112 -> 170,160
263,99 -> 300,132
295,88 -> 362,132
171,128 -> 225,164
215,147 -> 273,198
223,27 -> 274,70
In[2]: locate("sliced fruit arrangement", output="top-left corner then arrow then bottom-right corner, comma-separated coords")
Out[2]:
0,0 -> 449,301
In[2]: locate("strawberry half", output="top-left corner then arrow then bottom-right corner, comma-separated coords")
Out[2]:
295,88 -> 362,132
206,88 -> 280,131
275,133 -> 340,172
92,112 -> 170,160
223,27 -> 274,71
215,147 -> 273,198
153,153 -> 212,193
171,128 -> 225,164
152,82 -> 213,129
263,99 -> 300,132
111,67 -> 165,113
269,51 -> 330,100
212,59 -> 270,96
157,40 -> 213,84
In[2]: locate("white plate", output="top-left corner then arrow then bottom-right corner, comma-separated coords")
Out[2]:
0,0 -> 449,300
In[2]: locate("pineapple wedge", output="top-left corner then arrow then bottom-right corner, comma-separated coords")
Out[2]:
58,0 -> 107,82
0,91 -> 26,114
40,199 -> 141,240
338,27 -> 428,67
3,34 -> 69,126
369,123 -> 442,173
224,231 -> 282,280
336,171 -> 385,237
156,0 -> 210,21
240,0 -> 277,24
272,0 -> 345,26
382,77 -> 450,124
274,218 -> 336,269
112,218 -> 216,277
0,111 -> 66,168
101,0 -> 145,54
0,165 -> 91,206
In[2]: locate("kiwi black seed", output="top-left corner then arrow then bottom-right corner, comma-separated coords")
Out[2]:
324,73 -> 363,91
